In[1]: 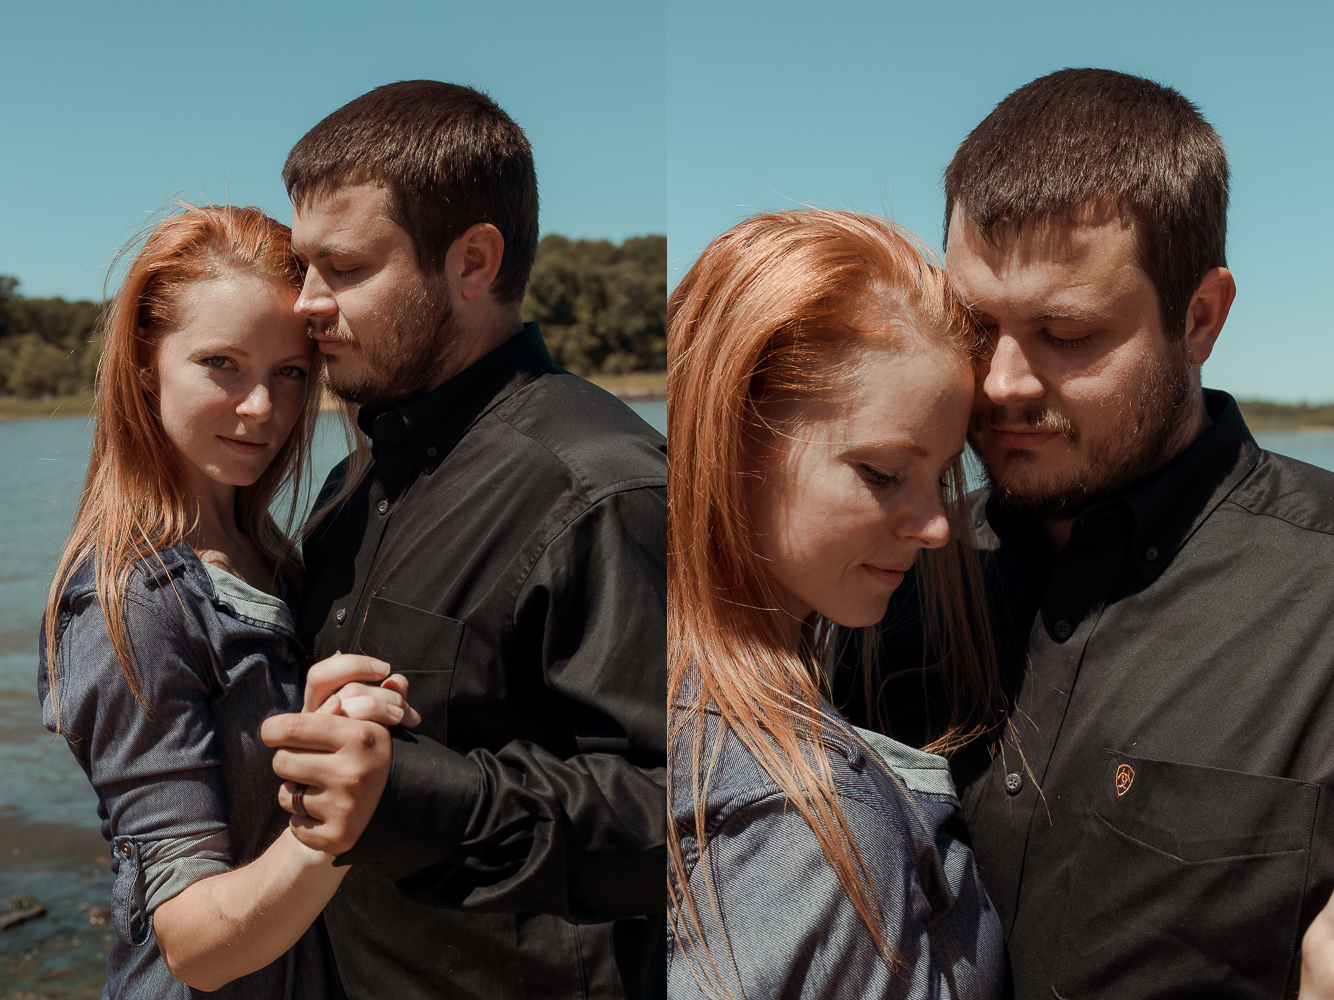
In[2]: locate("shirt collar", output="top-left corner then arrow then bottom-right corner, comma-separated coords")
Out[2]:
1119,389 -> 1259,584
985,389 -> 1259,584
357,322 -> 556,480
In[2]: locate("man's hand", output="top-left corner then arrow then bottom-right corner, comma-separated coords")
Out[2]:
1302,889 -> 1334,999
260,712 -> 392,856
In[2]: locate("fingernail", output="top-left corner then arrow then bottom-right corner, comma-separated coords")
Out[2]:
376,659 -> 391,676
389,704 -> 403,722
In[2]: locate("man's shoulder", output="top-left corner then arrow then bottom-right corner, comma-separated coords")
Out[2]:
1224,449 -> 1334,537
489,370 -> 667,495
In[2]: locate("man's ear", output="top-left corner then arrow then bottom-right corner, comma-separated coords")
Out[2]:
447,223 -> 506,301
1182,267 -> 1236,366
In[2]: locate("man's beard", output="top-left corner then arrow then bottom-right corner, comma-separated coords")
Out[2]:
971,343 -> 1196,521
316,281 -> 457,412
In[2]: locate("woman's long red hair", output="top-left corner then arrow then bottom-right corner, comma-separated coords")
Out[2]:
667,210 -> 1001,996
43,205 -> 322,733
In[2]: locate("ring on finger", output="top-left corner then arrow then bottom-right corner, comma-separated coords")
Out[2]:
291,782 -> 309,818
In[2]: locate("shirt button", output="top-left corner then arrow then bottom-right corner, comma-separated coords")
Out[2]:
377,500 -> 389,515
118,841 -> 132,858
334,608 -> 347,625
1053,619 -> 1073,641
1145,546 -> 1160,561
1004,772 -> 1023,795
426,446 -> 438,458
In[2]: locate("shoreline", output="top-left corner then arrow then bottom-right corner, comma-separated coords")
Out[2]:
0,372 -> 668,422
8,390 -> 1334,429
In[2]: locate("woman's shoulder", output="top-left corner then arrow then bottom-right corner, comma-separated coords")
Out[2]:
43,542 -> 219,703
54,540 -> 214,617
671,697 -> 937,833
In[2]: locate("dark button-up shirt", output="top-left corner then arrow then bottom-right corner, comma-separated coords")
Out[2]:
843,390 -> 1334,1000
298,324 -> 668,1000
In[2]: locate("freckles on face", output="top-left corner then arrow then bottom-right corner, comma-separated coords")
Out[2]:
154,272 -> 312,491
750,339 -> 973,632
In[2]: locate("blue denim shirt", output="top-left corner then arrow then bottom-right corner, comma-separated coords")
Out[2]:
668,698 -> 1004,999
38,542 -> 342,999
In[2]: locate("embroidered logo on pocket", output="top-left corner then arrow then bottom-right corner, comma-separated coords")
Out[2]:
1115,763 -> 1135,796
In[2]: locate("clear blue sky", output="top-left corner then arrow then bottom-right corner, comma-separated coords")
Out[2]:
0,0 -> 663,301
667,0 -> 1334,403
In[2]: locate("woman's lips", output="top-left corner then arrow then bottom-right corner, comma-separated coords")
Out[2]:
219,436 -> 267,454
863,564 -> 908,588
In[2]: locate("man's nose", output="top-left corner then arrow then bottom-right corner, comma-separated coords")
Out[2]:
295,266 -> 336,319
982,332 -> 1044,404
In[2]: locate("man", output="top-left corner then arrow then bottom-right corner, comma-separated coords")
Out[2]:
259,82 -> 667,999
850,69 -> 1334,998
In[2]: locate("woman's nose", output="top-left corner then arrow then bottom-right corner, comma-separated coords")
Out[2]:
899,489 -> 951,550
236,381 -> 272,421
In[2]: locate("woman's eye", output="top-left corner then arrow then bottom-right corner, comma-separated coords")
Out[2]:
858,464 -> 900,488
330,265 -> 359,278
276,365 -> 309,379
201,356 -> 231,370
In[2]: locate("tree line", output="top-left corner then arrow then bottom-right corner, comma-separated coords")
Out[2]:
0,233 -> 666,399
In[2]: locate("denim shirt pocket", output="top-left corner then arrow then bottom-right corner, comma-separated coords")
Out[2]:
110,836 -> 151,946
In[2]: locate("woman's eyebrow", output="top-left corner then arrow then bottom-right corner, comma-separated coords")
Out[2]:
841,439 -> 929,459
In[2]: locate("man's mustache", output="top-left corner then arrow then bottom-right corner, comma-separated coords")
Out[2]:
972,403 -> 1077,442
307,318 -> 355,345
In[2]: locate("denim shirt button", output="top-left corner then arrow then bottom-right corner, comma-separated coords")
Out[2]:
377,500 -> 389,516
334,608 -> 347,625
1004,772 -> 1023,795
118,840 -> 131,859
1053,619 -> 1073,641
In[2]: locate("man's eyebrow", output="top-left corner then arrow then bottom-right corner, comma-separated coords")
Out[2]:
1028,308 -> 1108,325
295,242 -> 359,261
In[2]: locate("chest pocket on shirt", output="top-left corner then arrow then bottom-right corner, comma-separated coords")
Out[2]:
353,595 -> 465,744
1053,750 -> 1318,1000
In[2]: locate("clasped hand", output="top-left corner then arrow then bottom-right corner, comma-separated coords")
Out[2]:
260,654 -> 420,856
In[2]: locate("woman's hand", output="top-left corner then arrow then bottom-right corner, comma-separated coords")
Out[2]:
1302,889 -> 1334,999
302,652 -> 421,728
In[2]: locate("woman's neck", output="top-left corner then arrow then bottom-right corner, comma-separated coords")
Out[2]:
184,471 -> 275,595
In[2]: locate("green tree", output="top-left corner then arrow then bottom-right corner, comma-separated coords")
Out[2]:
522,234 -> 666,374
0,276 -> 103,398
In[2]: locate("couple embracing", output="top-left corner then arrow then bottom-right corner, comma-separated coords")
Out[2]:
668,69 -> 1334,999
41,82 -> 668,998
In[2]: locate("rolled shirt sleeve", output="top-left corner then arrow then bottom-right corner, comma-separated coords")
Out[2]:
41,580 -> 235,918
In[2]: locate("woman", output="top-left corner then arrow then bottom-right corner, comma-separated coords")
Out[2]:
667,210 -> 1005,998
39,204 -> 411,998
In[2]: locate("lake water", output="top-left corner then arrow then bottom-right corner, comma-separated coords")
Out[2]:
0,405 -> 1326,995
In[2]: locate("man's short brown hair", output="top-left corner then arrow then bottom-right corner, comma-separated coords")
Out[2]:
284,80 -> 539,304
944,68 -> 1228,339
